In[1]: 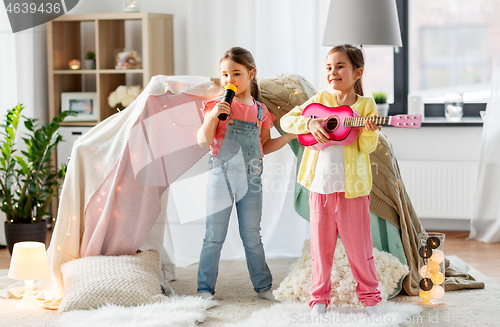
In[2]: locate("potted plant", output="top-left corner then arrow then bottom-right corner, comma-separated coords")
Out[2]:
1,103 -> 76,254
85,50 -> 96,70
372,91 -> 389,116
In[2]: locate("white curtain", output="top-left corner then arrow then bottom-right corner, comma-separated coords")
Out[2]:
186,0 -> 331,90
0,5 -> 47,246
470,57 -> 500,243
0,5 -> 17,245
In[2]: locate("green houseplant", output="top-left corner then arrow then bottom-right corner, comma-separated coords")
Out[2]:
85,50 -> 96,69
372,91 -> 387,105
1,103 -> 76,254
372,91 -> 389,116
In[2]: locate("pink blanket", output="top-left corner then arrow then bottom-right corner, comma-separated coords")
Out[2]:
80,92 -> 209,257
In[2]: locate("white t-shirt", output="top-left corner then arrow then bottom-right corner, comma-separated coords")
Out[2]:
308,145 -> 346,194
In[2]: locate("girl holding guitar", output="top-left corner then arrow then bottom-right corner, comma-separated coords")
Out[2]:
281,44 -> 383,317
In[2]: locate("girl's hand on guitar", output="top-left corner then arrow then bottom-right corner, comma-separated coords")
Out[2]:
308,117 -> 330,143
364,114 -> 382,132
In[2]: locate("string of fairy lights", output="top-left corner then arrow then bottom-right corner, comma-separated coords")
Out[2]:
418,234 -> 446,304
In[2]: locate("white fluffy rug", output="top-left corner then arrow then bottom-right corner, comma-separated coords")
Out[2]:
274,239 -> 409,306
58,295 -> 216,327
223,302 -> 422,327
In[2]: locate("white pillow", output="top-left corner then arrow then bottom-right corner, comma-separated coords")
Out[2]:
59,250 -> 165,312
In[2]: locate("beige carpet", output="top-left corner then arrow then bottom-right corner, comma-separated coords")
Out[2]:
0,257 -> 498,326
171,257 -> 499,327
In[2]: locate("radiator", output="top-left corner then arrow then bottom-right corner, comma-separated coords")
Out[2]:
397,161 -> 479,219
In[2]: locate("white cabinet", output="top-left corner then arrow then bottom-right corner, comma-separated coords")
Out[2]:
57,127 -> 93,167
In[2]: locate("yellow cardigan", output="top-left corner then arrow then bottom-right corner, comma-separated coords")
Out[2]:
281,90 -> 379,198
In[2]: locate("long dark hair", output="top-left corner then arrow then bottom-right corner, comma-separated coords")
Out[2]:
220,47 -> 260,100
327,44 -> 365,96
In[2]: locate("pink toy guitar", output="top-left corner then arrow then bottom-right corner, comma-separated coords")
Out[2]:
297,103 -> 422,150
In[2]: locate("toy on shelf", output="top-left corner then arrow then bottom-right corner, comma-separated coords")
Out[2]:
115,51 -> 142,69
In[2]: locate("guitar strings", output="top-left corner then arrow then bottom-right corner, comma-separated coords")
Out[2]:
344,116 -> 388,127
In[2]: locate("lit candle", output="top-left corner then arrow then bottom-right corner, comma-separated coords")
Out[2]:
69,59 -> 80,70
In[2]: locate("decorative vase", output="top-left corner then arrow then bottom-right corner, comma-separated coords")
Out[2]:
4,220 -> 48,255
84,59 -> 95,70
376,103 -> 389,117
444,92 -> 463,122
418,232 -> 445,304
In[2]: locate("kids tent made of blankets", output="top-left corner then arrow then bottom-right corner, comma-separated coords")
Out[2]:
46,74 -> 424,300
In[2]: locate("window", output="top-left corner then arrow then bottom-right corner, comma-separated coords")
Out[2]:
409,0 -> 497,104
363,48 -> 395,104
394,0 -> 500,114
419,26 -> 488,92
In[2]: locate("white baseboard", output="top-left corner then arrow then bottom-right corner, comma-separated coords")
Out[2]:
420,218 -> 471,231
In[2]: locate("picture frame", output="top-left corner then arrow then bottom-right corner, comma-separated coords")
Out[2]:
61,92 -> 99,121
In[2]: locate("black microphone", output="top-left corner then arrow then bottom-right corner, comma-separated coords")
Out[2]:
218,84 -> 237,121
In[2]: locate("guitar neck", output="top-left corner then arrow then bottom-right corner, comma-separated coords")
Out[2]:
344,116 -> 391,128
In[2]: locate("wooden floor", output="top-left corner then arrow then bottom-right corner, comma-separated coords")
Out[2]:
431,230 -> 500,284
1,230 -> 499,284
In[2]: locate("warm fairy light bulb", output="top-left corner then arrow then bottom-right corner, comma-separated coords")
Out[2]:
427,260 -> 440,274
431,272 -> 445,284
419,278 -> 433,291
419,290 -> 431,303
430,250 -> 444,263
430,285 -> 444,299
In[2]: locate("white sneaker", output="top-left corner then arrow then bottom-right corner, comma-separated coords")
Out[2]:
310,303 -> 326,317
257,289 -> 278,302
365,305 -> 383,316
198,292 -> 214,301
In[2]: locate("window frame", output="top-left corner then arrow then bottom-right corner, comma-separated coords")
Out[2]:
392,0 -> 487,116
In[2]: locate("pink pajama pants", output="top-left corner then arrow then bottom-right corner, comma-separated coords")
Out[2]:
308,191 -> 382,308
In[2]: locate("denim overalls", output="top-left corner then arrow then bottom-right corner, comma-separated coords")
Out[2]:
197,101 -> 272,295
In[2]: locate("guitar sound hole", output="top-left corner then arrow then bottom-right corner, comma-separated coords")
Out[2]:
325,118 -> 338,132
